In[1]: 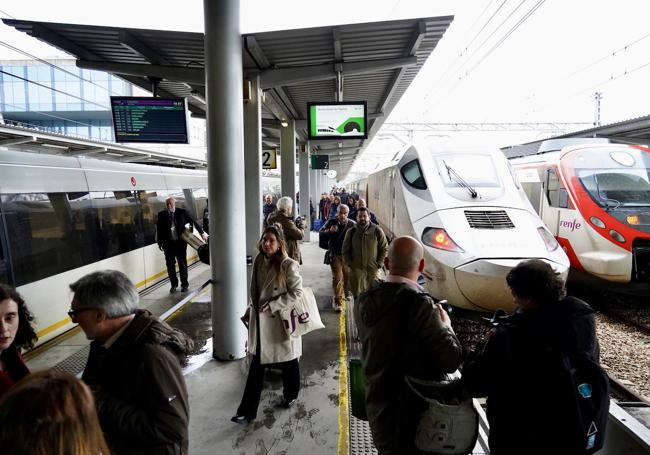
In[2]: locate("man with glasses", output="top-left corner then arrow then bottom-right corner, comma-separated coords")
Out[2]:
69,270 -> 192,455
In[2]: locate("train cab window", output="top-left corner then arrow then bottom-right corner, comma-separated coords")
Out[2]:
546,168 -> 570,209
0,192 -> 96,287
401,159 -> 427,190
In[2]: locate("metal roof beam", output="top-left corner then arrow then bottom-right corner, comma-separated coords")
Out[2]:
0,136 -> 36,146
70,147 -> 108,156
379,20 -> 427,114
120,154 -> 151,163
76,60 -> 204,85
119,31 -> 170,65
259,56 -> 417,89
31,24 -> 100,61
333,28 -> 342,62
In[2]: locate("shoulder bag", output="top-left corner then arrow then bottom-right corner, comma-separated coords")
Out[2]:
279,287 -> 325,337
404,374 -> 479,455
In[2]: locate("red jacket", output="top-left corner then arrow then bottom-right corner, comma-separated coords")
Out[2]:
0,346 -> 29,398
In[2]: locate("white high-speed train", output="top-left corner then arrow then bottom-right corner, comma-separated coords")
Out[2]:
350,141 -> 570,312
0,149 -> 210,346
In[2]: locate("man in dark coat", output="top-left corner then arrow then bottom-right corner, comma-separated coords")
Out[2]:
319,204 -> 356,312
348,198 -> 379,225
354,236 -> 462,454
262,194 -> 277,227
462,259 -> 604,455
157,196 -> 207,292
69,270 -> 192,455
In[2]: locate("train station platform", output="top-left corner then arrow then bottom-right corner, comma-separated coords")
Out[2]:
25,238 -> 491,454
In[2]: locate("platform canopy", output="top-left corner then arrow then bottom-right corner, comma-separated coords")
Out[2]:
3,15 -> 453,179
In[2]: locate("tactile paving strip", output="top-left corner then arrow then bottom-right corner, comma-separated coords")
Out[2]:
349,415 -> 378,454
51,345 -> 90,376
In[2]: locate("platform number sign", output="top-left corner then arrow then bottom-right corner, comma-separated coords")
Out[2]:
311,155 -> 329,169
262,149 -> 277,169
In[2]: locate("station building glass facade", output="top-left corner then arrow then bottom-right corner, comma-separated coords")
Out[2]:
0,59 -> 133,141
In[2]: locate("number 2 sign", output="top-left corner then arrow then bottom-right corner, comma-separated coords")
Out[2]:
262,149 -> 277,169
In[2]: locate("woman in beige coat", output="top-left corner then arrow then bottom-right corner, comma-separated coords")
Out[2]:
232,224 -> 303,424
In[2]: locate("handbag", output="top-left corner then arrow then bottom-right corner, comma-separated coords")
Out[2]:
279,287 -> 325,337
404,374 -> 479,455
323,250 -> 331,265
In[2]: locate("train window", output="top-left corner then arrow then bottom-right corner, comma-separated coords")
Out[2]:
401,159 -> 427,190
0,192 -> 97,287
192,188 -> 208,231
546,168 -> 570,208
89,191 -> 146,261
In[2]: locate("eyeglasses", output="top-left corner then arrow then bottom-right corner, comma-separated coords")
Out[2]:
67,308 -> 94,320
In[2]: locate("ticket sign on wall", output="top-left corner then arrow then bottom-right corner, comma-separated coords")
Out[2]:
307,101 -> 368,140
311,155 -> 329,169
262,149 -> 277,169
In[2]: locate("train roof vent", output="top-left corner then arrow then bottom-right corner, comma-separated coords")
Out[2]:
464,210 -> 515,229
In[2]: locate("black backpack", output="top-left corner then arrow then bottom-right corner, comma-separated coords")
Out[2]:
554,350 -> 610,454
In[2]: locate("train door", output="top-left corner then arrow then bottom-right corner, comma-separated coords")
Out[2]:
0,207 -> 13,285
545,167 -> 577,235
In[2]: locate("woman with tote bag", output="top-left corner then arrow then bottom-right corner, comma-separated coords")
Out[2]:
232,224 -> 304,424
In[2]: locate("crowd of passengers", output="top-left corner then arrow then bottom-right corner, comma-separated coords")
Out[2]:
0,190 -> 606,455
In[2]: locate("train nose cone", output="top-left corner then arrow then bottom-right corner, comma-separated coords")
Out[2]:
454,258 -> 569,312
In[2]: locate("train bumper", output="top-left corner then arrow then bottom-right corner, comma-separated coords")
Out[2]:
454,258 -> 570,312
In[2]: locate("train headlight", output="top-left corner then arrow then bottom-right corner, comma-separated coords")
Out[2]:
609,229 -> 626,243
589,216 -> 606,228
537,227 -> 559,252
422,227 -> 465,252
627,215 -> 639,225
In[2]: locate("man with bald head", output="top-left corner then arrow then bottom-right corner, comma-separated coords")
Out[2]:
354,236 -> 462,455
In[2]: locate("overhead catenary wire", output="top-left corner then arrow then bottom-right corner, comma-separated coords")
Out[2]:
423,0 -> 546,117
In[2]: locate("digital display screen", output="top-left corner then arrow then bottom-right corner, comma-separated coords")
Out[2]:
311,155 -> 329,169
307,101 -> 368,140
111,97 -> 189,143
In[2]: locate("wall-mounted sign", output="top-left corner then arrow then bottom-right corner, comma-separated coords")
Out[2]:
262,149 -> 277,169
307,101 -> 368,140
311,155 -> 329,169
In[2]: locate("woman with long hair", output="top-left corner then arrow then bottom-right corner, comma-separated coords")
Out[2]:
0,369 -> 110,454
0,284 -> 37,398
232,224 -> 304,423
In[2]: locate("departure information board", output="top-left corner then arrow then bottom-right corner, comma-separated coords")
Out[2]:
111,97 -> 189,143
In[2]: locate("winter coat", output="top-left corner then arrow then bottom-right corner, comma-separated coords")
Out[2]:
354,283 -> 463,454
0,345 -> 29,399
319,218 -> 356,256
247,254 -> 303,364
82,310 -> 192,455
462,297 -> 600,455
342,223 -> 388,296
266,210 -> 304,264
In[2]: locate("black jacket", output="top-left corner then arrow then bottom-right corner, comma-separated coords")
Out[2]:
319,218 -> 356,255
156,207 -> 204,246
82,310 -> 193,455
462,297 -> 600,455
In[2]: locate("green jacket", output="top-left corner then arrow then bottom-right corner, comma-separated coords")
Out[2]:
342,223 -> 388,296
354,283 -> 462,454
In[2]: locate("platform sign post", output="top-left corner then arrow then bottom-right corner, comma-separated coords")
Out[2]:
311,154 -> 329,169
262,148 -> 277,169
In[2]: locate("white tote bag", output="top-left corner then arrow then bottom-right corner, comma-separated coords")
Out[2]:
280,287 -> 325,337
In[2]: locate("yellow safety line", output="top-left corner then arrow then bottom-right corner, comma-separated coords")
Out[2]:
34,256 -> 200,339
338,299 -> 350,455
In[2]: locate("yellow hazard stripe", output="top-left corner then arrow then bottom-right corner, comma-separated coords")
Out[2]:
35,256 -> 200,339
338,299 -> 350,455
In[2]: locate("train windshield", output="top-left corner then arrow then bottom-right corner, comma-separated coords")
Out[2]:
573,148 -> 650,208
434,154 -> 500,188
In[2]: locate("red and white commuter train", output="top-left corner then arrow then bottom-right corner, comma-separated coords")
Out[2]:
510,139 -> 650,291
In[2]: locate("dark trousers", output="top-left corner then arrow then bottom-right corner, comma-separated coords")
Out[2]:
163,240 -> 188,288
236,354 -> 300,419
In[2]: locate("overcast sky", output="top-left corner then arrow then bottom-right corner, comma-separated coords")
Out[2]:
1,1 -> 649,176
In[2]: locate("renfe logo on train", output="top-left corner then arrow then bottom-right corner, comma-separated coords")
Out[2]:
560,219 -> 582,232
